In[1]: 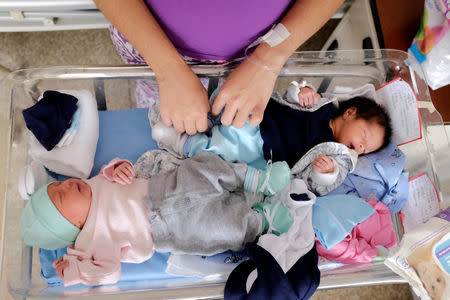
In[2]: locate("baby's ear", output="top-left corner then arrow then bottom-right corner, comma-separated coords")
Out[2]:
343,107 -> 357,119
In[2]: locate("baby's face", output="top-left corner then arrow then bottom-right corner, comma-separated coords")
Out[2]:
334,108 -> 385,155
47,178 -> 92,229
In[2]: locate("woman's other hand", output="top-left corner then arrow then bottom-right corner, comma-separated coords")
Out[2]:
158,69 -> 210,135
211,57 -> 278,128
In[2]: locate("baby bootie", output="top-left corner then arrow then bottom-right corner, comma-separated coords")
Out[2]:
18,160 -> 52,200
151,121 -> 188,157
253,202 -> 294,236
244,161 -> 290,196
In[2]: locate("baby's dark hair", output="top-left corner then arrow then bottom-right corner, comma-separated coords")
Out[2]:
333,97 -> 392,150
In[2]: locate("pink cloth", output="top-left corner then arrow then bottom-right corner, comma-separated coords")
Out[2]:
316,200 -> 397,264
61,159 -> 154,286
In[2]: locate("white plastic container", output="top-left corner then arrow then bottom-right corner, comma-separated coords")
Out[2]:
1,49 -> 449,299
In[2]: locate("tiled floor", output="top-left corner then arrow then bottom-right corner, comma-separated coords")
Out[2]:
0,29 -> 414,300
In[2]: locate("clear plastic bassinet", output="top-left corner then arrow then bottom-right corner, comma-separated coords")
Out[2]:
1,49 -> 449,299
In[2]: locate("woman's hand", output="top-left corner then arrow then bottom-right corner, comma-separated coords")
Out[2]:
113,162 -> 135,185
158,69 -> 210,135
94,0 -> 210,135
209,0 -> 344,128
53,257 -> 69,280
211,57 -> 278,129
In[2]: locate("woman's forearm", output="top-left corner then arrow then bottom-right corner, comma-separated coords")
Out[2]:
94,0 -> 190,80
252,0 -> 345,69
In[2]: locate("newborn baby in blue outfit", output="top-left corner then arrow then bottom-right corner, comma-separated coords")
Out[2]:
150,82 -> 392,189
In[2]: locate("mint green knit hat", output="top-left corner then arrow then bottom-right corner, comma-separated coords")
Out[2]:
21,183 -> 80,250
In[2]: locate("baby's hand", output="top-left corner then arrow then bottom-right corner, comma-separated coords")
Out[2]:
53,257 -> 69,280
312,154 -> 334,173
113,162 -> 135,185
298,87 -> 319,108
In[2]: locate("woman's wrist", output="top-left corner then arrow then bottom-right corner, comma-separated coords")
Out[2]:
154,57 -> 193,83
250,43 -> 290,74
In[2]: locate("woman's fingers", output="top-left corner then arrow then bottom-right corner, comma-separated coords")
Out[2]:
249,104 -> 264,127
172,118 -> 185,133
184,119 -> 197,135
160,112 -> 173,127
217,95 -> 240,126
195,116 -> 208,133
233,101 -> 255,129
211,91 -> 228,118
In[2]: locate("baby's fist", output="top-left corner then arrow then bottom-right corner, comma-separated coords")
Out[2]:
53,257 -> 69,280
298,86 -> 319,108
113,162 -> 135,185
312,154 -> 334,173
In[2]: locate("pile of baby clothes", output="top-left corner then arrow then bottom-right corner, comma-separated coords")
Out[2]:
23,90 -> 81,151
313,196 -> 397,264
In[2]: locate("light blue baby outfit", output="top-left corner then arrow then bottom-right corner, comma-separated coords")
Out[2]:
312,194 -> 375,250
182,88 -> 336,170
183,88 -> 267,169
185,121 -> 266,169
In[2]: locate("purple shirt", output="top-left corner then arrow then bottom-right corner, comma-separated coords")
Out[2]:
145,0 -> 293,60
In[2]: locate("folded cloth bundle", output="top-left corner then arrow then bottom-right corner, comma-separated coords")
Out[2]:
23,90 -> 78,151
312,194 -> 376,250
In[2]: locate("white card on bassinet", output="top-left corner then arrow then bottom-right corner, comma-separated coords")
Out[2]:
401,173 -> 440,233
376,78 -> 422,145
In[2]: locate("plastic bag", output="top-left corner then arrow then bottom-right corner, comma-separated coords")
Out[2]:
385,207 -> 450,300
408,0 -> 450,90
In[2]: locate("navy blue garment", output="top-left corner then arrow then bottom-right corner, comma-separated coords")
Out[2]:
22,90 -> 78,151
290,193 -> 311,201
224,243 -> 320,300
259,99 -> 336,168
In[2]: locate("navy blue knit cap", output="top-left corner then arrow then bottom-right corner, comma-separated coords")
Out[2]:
22,90 -> 78,151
